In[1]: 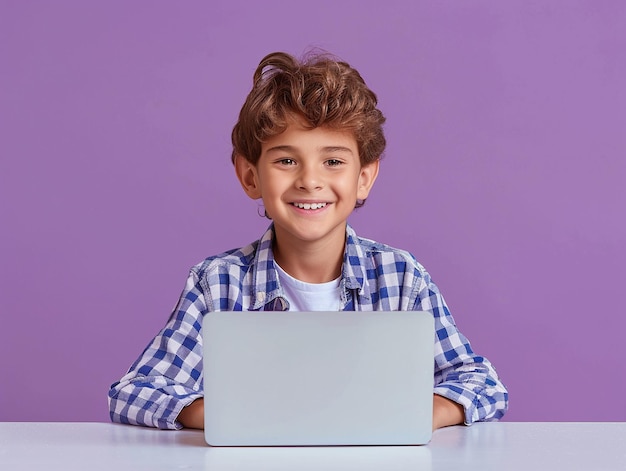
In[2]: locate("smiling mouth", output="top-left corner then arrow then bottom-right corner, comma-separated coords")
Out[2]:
291,202 -> 328,210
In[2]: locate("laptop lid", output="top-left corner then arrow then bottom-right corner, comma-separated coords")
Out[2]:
202,311 -> 434,446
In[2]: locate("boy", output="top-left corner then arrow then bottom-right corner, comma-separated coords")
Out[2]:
108,51 -> 508,431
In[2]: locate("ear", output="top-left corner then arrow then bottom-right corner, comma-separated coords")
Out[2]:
234,154 -> 262,199
356,160 -> 380,201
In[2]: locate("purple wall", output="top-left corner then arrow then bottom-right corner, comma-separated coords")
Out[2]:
2,1 -> 625,423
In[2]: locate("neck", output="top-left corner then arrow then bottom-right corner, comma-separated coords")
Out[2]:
272,228 -> 346,283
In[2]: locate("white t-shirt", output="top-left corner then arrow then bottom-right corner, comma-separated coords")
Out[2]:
274,262 -> 341,311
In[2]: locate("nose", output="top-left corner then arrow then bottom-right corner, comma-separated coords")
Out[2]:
296,164 -> 323,191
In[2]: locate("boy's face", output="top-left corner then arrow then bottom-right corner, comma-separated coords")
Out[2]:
235,118 -> 379,250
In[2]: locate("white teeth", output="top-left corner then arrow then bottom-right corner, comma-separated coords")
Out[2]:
293,202 -> 327,210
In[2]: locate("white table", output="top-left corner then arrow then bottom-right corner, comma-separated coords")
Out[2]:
1,422 -> 624,470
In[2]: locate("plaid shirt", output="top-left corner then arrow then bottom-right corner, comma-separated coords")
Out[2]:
108,224 -> 508,429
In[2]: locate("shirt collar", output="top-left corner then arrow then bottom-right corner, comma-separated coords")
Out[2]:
249,225 -> 281,310
342,224 -> 372,302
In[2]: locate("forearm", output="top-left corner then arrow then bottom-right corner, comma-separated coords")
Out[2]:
417,277 -> 508,424
109,270 -> 208,429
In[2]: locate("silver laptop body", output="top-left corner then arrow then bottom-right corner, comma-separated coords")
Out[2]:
202,311 -> 434,446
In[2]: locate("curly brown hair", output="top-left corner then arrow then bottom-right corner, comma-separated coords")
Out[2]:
231,51 -> 386,166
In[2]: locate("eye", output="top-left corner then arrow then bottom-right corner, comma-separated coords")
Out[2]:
325,159 -> 343,167
276,158 -> 296,166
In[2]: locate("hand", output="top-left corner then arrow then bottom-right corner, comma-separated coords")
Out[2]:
177,398 -> 205,429
432,394 -> 464,430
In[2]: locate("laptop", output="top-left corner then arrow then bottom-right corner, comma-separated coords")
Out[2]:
202,311 -> 434,446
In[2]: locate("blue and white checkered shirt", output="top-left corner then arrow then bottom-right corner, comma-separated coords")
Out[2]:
108,224 -> 508,429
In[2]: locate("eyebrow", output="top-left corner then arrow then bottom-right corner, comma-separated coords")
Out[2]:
265,145 -> 354,154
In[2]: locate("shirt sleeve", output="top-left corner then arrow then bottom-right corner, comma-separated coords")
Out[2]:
414,270 -> 509,424
108,271 -> 208,430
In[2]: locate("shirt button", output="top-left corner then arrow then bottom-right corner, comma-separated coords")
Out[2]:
256,292 -> 266,303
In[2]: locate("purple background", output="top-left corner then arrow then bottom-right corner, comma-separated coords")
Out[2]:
2,1 -> 625,423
